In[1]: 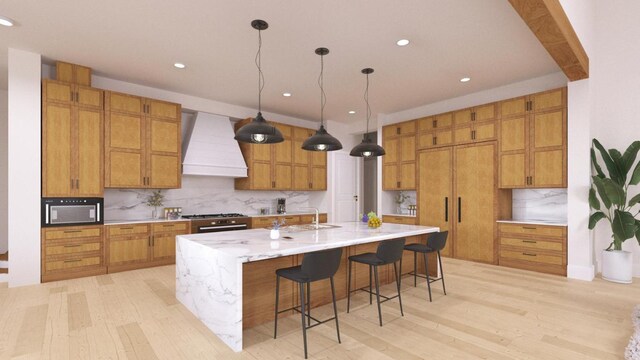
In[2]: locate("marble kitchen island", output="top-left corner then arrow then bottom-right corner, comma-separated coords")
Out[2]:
176,221 -> 439,352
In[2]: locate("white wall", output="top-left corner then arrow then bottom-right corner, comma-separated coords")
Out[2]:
7,49 -> 41,287
0,89 -> 7,254
588,1 -> 640,276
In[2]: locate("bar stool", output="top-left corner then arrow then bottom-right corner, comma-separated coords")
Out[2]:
347,238 -> 405,326
404,231 -> 448,302
274,247 -> 343,359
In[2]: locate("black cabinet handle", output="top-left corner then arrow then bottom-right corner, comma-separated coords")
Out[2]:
458,197 -> 461,223
445,197 -> 448,222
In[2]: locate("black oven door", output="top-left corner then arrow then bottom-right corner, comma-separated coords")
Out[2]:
197,224 -> 248,233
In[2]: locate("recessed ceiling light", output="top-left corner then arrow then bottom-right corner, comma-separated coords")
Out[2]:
282,92 -> 292,97
396,39 -> 410,46
460,77 -> 471,83
348,110 -> 356,114
0,16 -> 15,27
173,63 -> 186,69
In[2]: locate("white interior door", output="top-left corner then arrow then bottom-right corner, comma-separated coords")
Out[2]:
333,151 -> 359,222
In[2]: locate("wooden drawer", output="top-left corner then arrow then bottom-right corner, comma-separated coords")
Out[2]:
499,223 -> 565,238
43,227 -> 102,241
45,256 -> 103,272
252,217 -> 277,228
107,224 -> 149,237
500,237 -> 563,252
382,215 -> 416,225
500,249 -> 563,266
152,221 -> 189,234
319,214 -> 328,223
299,213 -> 329,224
46,242 -> 101,256
280,215 -> 300,225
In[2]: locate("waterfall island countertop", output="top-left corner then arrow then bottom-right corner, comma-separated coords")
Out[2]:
176,221 -> 439,352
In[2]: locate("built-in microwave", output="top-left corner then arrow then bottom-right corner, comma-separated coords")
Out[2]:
41,198 -> 104,227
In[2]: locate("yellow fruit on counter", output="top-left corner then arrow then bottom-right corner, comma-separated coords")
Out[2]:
368,217 -> 382,228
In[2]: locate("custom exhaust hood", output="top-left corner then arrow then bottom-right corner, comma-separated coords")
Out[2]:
182,112 -> 248,178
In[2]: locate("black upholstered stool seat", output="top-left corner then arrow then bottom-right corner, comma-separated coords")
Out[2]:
276,266 -> 309,282
403,243 -> 434,253
347,238 -> 405,327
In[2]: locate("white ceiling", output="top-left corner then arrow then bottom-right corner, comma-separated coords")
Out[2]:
0,0 -> 560,124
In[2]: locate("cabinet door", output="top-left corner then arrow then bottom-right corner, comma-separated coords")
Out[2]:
76,86 -> 103,109
106,92 -> 144,115
399,134 -> 416,162
43,80 -> 74,105
149,155 -> 181,188
500,97 -> 527,118
532,88 -> 564,112
383,138 -> 398,164
530,110 -> 566,187
149,118 -> 181,189
499,116 -> 527,188
474,103 -> 497,122
293,165 -> 310,190
252,144 -> 272,162
473,121 -> 496,142
152,233 -> 177,261
311,166 -> 326,190
43,102 -> 74,197
293,139 -> 309,165
108,236 -> 150,266
274,124 -> 292,163
274,163 -> 292,189
383,164 -> 398,190
454,125 -> 473,144
418,148 -> 453,257
105,112 -> 145,187
311,150 -> 326,167
76,107 -> 104,196
147,99 -> 180,120
399,163 -> 415,190
453,108 -> 473,126
454,143 -> 497,264
251,161 -> 273,189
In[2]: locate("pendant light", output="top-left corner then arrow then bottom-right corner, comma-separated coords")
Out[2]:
350,68 -> 385,157
302,48 -> 343,151
234,19 -> 284,144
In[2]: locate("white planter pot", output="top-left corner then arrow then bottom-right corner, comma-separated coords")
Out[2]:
270,229 -> 280,240
602,250 -> 633,284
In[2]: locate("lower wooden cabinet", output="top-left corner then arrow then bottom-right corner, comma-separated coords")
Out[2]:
498,223 -> 567,276
106,221 -> 190,273
249,213 -> 328,229
41,225 -> 106,282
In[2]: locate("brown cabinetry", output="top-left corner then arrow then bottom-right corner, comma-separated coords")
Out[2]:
452,103 -> 498,145
235,119 -> 327,190
417,113 -> 454,149
382,120 -> 416,190
499,88 -> 567,188
42,79 -> 104,197
104,91 -> 182,189
106,221 -> 189,273
249,213 -> 328,229
56,61 -> 92,86
498,223 -> 567,276
41,225 -> 106,282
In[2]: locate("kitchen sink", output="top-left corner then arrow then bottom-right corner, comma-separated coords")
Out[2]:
285,224 -> 341,232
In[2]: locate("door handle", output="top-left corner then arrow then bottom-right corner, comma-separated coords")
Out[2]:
71,178 -> 74,189
76,92 -> 79,103
148,236 -> 152,247
444,197 -> 448,222
76,179 -> 79,189
458,197 -> 461,223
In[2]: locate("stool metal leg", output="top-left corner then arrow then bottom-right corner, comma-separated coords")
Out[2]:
373,265 -> 383,326
424,252 -> 432,302
393,261 -> 404,316
413,251 -> 417,287
330,277 -> 341,344
274,275 -> 280,339
369,265 -> 373,305
306,282 -> 311,326
438,251 -> 447,295
299,282 -> 308,359
347,260 -> 352,313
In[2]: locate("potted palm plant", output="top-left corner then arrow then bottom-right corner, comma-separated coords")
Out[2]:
589,139 -> 640,283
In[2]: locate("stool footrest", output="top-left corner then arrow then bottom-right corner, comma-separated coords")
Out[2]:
349,286 -> 400,302
278,305 -> 335,329
407,271 -> 443,284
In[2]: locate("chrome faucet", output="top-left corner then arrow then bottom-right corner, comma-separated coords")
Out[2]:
298,207 -> 320,229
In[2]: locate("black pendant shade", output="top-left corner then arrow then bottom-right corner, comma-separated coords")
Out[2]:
302,124 -> 343,151
349,136 -> 385,157
350,68 -> 385,157
302,47 -> 342,152
234,112 -> 284,144
234,19 -> 284,144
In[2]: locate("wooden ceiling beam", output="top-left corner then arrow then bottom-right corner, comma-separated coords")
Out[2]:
508,0 -> 589,81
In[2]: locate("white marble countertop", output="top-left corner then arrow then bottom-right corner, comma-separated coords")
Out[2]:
177,221 -> 439,263
383,213 -> 416,218
248,212 -> 326,218
497,219 -> 567,227
104,218 -> 190,226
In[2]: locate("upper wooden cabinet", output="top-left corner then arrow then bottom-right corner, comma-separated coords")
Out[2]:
42,79 -> 104,197
104,91 -> 182,189
417,113 -> 454,149
499,87 -> 567,188
56,61 -> 92,86
382,120 -> 416,190
235,119 -> 327,191
453,103 -> 498,145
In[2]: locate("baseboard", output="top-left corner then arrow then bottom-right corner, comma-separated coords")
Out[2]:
0,274 -> 7,283
567,264 -> 595,281
0,260 -> 8,268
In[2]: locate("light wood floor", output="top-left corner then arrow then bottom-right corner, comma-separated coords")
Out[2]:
0,258 -> 636,359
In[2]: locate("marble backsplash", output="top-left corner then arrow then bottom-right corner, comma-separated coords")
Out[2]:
104,175 -> 316,220
511,188 -> 567,222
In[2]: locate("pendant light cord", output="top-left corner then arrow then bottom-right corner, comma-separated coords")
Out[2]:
318,54 -> 326,127
256,29 -> 264,112
364,73 -> 371,140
